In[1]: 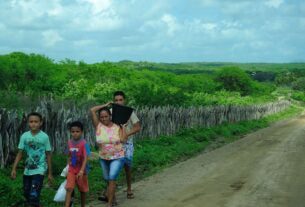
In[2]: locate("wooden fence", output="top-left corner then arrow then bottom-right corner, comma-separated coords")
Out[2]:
0,100 -> 291,168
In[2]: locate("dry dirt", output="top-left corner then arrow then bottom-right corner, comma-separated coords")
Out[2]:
91,115 -> 305,207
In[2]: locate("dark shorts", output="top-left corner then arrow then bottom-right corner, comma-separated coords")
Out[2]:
23,174 -> 44,207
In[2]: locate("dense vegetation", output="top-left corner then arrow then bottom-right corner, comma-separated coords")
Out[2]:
3,52 -> 305,109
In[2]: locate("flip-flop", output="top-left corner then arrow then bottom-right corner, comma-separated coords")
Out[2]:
127,192 -> 135,199
98,195 -> 108,202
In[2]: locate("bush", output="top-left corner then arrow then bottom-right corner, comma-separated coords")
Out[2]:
291,91 -> 305,102
214,67 -> 254,96
292,77 -> 305,91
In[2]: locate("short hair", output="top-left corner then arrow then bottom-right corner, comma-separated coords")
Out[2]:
27,112 -> 42,121
98,107 -> 111,116
69,121 -> 84,131
113,91 -> 126,99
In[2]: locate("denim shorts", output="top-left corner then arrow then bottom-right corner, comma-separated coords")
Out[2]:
123,142 -> 134,167
99,157 -> 125,181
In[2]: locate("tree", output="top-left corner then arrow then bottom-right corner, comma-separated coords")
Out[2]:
214,67 -> 254,96
292,77 -> 305,91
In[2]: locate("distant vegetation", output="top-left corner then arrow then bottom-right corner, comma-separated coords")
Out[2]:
0,52 -> 305,108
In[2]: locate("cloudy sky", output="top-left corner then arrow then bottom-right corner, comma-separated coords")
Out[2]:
0,0 -> 304,63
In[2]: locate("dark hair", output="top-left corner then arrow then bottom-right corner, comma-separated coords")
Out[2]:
113,91 -> 126,99
98,107 -> 111,116
69,121 -> 84,131
27,112 -> 42,121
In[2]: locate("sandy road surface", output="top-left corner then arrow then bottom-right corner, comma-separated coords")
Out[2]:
92,115 -> 305,207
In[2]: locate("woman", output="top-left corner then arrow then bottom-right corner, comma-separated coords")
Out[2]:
90,102 -> 127,207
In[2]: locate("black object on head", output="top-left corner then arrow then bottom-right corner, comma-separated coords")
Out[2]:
111,103 -> 133,125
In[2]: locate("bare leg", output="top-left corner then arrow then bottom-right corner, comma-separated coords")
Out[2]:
124,165 -> 134,198
80,192 -> 86,207
107,180 -> 116,206
65,189 -> 73,207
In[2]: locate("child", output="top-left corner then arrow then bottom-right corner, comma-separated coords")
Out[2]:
11,112 -> 53,207
65,121 -> 90,207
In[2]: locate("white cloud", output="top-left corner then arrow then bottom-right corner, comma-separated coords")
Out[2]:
69,0 -> 123,31
85,0 -> 112,14
42,30 -> 63,47
201,22 -> 217,31
185,19 -> 218,35
73,39 -> 95,47
161,14 -> 180,36
87,13 -> 123,31
265,0 -> 284,8
47,1 -> 64,17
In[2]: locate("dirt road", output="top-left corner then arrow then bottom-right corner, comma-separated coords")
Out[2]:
92,115 -> 305,207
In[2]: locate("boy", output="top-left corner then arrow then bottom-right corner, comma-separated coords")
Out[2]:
113,91 -> 140,199
11,112 -> 53,207
65,121 -> 90,207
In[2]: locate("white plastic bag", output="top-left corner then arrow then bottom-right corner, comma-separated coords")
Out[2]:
60,165 -> 69,177
54,180 -> 67,202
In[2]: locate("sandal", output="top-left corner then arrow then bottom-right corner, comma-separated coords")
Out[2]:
127,192 -> 135,199
98,195 -> 108,202
106,200 -> 118,206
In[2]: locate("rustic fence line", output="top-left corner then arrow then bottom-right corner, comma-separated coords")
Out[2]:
0,100 -> 291,168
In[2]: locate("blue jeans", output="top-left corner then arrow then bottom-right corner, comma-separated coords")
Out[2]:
23,174 -> 44,207
99,158 -> 124,181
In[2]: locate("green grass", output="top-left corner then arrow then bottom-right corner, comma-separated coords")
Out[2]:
1,104 -> 303,206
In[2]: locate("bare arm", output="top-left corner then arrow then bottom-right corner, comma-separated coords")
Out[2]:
77,152 -> 88,179
127,122 -> 141,137
46,151 -> 53,184
11,150 -> 23,179
119,125 -> 128,143
90,102 -> 112,128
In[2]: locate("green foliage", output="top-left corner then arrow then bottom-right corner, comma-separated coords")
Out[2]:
115,61 -> 305,74
275,73 -> 293,86
0,169 -> 24,206
251,81 -> 276,95
214,67 -> 255,96
0,52 -> 287,108
62,79 -> 91,99
291,91 -> 305,102
190,90 -> 275,106
292,77 -> 305,91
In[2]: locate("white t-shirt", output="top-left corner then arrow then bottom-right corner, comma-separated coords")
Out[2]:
126,111 -> 140,144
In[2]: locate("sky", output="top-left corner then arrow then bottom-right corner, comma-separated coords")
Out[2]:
0,0 -> 304,63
